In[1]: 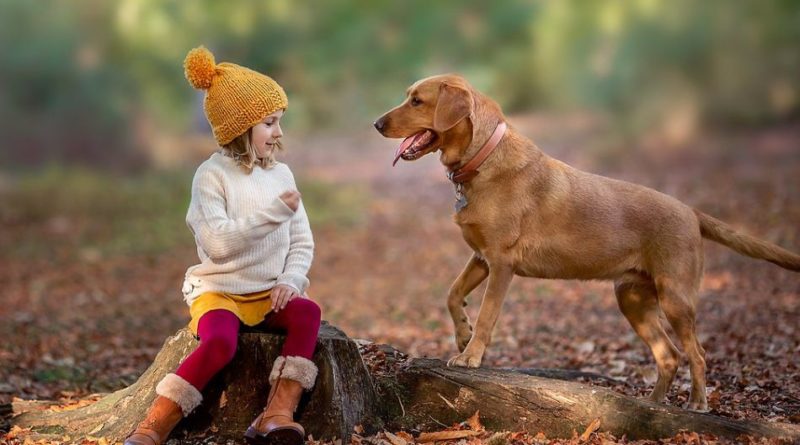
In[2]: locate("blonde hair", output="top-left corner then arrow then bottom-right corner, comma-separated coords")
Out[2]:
221,127 -> 283,171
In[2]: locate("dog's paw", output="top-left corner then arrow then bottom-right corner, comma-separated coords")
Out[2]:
686,400 -> 709,412
446,353 -> 482,368
455,328 -> 472,352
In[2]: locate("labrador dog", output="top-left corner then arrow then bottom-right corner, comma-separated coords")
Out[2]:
373,74 -> 800,411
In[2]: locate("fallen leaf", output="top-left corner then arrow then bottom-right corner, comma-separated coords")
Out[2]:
48,398 -> 97,412
219,391 -> 227,409
576,340 -> 595,354
579,418 -> 601,442
395,431 -> 414,442
384,431 -> 407,445
465,410 -> 483,431
485,431 -> 509,445
418,430 -> 481,442
6,425 -> 29,439
708,388 -> 722,409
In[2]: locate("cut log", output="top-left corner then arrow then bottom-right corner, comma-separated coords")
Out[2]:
372,355 -> 800,441
11,322 -> 383,442
9,333 -> 800,443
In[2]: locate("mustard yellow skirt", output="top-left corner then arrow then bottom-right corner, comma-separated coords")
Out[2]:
188,289 -> 273,335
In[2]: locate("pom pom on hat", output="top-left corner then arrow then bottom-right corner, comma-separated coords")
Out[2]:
184,46 -> 216,90
183,45 -> 288,146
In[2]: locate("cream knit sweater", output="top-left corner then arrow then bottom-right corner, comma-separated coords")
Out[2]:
181,152 -> 314,306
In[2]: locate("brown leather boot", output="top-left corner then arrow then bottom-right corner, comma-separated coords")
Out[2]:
245,356 -> 318,445
245,378 -> 305,445
124,373 -> 203,445
123,396 -> 183,445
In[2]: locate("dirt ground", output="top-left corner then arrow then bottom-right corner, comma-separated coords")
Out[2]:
1,114 -> 798,444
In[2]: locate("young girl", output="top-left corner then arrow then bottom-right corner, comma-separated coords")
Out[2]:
125,46 -> 321,445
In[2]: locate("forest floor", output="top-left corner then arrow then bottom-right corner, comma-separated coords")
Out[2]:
1,114 -> 798,444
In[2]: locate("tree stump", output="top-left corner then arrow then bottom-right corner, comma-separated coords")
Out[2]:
11,322 -> 383,442
9,330 -> 800,443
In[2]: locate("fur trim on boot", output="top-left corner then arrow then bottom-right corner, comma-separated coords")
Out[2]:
156,373 -> 202,416
268,356 -> 286,385
269,356 -> 318,390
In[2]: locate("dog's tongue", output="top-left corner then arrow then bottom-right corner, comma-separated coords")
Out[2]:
392,133 -> 421,166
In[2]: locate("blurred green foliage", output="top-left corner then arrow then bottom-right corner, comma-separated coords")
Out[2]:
1,0 -> 798,168
2,167 -> 194,256
1,167 -> 368,256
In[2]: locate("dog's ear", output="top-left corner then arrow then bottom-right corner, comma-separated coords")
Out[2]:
433,83 -> 473,132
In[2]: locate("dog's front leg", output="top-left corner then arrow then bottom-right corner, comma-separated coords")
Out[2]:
447,253 -> 490,352
447,262 -> 514,367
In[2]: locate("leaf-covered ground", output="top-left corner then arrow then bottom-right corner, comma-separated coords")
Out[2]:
1,115 -> 798,444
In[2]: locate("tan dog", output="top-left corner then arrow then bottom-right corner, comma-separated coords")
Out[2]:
373,74 -> 800,411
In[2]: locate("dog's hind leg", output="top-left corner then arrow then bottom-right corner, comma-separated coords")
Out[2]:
614,271 -> 680,404
655,268 -> 707,412
448,253 -> 490,352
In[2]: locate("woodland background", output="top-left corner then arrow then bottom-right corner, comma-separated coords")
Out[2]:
1,1 -> 798,444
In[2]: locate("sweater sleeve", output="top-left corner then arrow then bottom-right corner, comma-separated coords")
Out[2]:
276,191 -> 315,294
187,165 -> 295,261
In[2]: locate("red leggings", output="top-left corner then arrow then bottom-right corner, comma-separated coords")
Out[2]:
175,297 -> 321,390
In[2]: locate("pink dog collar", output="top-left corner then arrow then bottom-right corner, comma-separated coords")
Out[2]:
448,121 -> 507,184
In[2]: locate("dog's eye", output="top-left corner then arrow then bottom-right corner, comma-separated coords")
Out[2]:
410,97 -> 422,107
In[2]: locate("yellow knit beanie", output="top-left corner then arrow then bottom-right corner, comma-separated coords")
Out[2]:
183,46 -> 288,146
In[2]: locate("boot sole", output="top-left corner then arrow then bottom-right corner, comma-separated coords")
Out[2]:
244,426 -> 304,445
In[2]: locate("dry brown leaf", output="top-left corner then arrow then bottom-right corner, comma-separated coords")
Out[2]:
219,391 -> 228,409
384,431 -> 408,445
48,398 -> 97,412
579,418 -> 601,442
6,425 -> 30,439
395,431 -> 414,442
465,410 -> 483,431
418,430 -> 481,442
354,424 -> 364,434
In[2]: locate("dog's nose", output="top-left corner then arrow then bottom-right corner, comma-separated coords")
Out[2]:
373,117 -> 386,132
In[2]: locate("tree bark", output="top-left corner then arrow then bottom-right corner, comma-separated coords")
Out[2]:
9,332 -> 800,443
11,322 -> 383,442
374,356 -> 800,441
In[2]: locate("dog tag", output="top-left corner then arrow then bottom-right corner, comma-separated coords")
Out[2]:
455,194 -> 468,212
454,183 -> 468,212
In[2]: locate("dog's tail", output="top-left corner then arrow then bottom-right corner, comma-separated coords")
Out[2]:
694,209 -> 800,271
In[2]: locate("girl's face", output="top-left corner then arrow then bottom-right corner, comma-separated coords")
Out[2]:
251,109 -> 284,159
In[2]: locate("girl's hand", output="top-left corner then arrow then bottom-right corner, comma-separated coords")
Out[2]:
272,284 -> 299,312
279,190 -> 301,212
